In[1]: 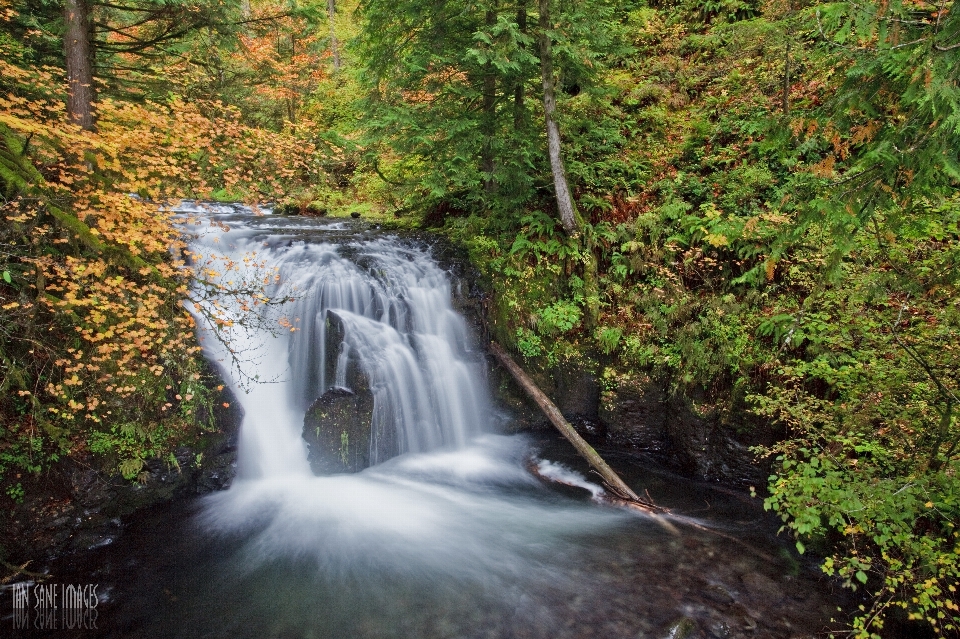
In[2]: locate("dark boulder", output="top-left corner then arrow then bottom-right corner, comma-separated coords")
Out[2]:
302,314 -> 396,474
302,386 -> 376,474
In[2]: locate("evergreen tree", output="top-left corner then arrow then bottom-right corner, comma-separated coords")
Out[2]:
356,0 -> 623,223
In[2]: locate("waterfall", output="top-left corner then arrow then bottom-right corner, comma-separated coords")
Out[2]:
71,204 -> 832,639
287,239 -> 489,458
183,206 -> 490,478
180,205 -> 627,587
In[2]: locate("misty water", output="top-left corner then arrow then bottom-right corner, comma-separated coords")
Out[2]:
9,205 -> 844,638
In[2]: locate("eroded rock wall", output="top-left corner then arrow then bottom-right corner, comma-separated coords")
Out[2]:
0,366 -> 243,566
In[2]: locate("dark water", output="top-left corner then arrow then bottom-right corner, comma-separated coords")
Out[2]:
3,207 -> 847,638
3,433 -> 847,639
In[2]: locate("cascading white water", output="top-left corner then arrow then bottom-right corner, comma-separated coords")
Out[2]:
178,204 -> 626,583
183,207 -> 490,477
286,239 -> 490,459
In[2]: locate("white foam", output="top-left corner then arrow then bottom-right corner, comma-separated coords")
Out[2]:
536,460 -> 606,499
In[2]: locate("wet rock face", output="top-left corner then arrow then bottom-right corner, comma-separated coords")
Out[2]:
600,375 -> 767,485
0,366 -> 243,564
554,364 -> 601,423
302,385 -> 381,474
599,373 -> 668,450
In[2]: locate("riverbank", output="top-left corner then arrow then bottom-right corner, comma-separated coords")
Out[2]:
0,366 -> 242,574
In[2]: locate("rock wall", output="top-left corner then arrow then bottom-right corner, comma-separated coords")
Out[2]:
0,365 -> 243,567
599,373 -> 769,485
419,235 -> 772,486
488,352 -> 769,485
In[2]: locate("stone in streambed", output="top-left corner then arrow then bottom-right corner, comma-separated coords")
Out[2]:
740,571 -> 784,605
662,617 -> 699,639
303,386 -> 375,474
703,583 -> 736,606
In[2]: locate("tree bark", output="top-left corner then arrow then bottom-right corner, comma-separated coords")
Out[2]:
64,0 -> 96,130
537,0 -> 578,235
513,0 -> 527,130
482,5 -> 497,193
328,0 -> 341,72
490,342 -> 678,533
489,342 -> 645,503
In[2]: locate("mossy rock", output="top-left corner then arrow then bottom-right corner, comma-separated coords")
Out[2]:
303,386 -> 375,474
274,201 -> 300,216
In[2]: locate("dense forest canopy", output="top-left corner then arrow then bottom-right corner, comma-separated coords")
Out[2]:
1,0 -> 959,636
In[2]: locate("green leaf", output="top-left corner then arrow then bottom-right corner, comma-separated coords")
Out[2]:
119,458 -> 144,480
855,571 -> 868,584
796,541 -> 805,555
2,271 -> 10,283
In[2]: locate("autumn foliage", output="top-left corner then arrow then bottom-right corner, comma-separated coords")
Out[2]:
0,36 -> 323,483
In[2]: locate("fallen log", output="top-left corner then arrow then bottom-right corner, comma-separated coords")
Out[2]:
490,341 -> 677,531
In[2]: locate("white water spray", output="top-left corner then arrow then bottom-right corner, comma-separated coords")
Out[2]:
184,208 -> 490,478
172,205 -> 632,598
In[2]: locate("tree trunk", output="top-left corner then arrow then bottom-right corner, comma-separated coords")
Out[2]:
328,0 -> 341,72
64,0 -> 96,130
513,0 -> 527,129
488,342 -> 645,503
482,5 -> 497,193
537,0 -> 578,235
782,36 -> 790,115
489,341 -> 677,538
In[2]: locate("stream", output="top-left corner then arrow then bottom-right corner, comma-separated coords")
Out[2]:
6,205 -> 844,638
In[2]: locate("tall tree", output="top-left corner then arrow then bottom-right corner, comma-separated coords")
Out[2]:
327,0 -> 339,71
357,0 -> 517,211
50,0 -> 242,126
357,0 -> 619,225
63,0 -> 96,129
512,0 -> 527,129
536,0 -> 577,234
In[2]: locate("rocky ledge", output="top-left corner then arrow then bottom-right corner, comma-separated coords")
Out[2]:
0,367 -> 243,572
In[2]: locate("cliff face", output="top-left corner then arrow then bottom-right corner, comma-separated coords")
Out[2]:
490,355 -> 769,486
0,367 -> 243,570
435,235 -> 769,485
